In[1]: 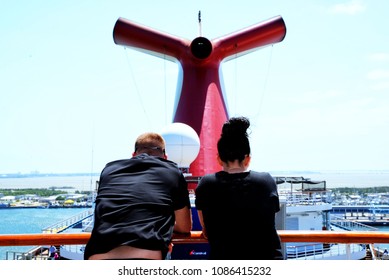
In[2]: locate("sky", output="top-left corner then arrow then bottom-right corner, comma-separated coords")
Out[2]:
1,0 -> 388,174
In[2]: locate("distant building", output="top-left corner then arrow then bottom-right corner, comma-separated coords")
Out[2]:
0,195 -> 16,202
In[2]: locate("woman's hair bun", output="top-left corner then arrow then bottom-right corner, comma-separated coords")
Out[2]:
218,116 -> 251,162
221,116 -> 250,138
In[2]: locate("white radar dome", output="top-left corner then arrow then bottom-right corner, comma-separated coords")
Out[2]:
160,123 -> 200,168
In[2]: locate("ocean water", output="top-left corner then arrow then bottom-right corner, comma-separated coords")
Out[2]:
1,171 -> 389,191
0,208 -> 90,260
0,175 -> 100,192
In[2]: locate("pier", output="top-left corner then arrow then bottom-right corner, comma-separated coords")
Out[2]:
42,209 -> 94,233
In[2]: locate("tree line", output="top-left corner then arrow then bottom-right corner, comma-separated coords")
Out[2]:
0,188 -> 92,197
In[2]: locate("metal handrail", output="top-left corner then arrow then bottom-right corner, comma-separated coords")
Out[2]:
1,230 -> 389,246
42,209 -> 94,233
330,216 -> 379,231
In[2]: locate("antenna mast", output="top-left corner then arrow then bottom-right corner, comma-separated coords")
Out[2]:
198,10 -> 202,37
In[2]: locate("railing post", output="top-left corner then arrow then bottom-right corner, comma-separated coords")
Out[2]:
346,244 -> 351,259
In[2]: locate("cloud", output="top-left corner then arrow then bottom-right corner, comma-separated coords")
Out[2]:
367,69 -> 389,90
367,54 -> 389,90
371,82 -> 389,91
294,90 -> 344,106
329,1 -> 366,15
367,70 -> 389,80
369,52 -> 389,62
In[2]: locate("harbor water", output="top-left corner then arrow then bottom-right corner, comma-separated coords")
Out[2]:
0,208 -> 91,260
1,207 -> 388,260
0,175 -> 100,192
1,172 -> 389,260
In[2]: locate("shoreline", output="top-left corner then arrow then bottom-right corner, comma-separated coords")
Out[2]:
2,172 -> 389,190
0,206 -> 92,209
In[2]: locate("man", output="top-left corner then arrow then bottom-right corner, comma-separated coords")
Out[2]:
84,132 -> 192,260
49,245 -> 56,259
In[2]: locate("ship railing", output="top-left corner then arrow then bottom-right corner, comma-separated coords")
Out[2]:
5,246 -> 50,260
279,192 -> 330,206
330,216 -> 378,231
286,242 -> 365,260
42,209 -> 94,234
2,230 -> 389,260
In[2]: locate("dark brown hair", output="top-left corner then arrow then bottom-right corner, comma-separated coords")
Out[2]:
217,117 -> 251,163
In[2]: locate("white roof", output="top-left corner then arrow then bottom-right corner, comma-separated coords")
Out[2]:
0,196 -> 16,200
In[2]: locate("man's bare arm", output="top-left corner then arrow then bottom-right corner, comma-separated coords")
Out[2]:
174,206 -> 192,233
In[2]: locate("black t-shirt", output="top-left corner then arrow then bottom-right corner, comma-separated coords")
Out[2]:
84,154 -> 190,259
195,171 -> 283,260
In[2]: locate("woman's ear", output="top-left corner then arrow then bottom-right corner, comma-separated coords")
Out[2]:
217,154 -> 223,166
244,155 -> 251,167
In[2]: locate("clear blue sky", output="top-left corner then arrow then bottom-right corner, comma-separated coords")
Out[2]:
1,0 -> 388,174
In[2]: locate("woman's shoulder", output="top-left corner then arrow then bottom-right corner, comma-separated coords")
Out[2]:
198,172 -> 218,182
196,172 -> 223,191
249,171 -> 277,185
249,170 -> 273,179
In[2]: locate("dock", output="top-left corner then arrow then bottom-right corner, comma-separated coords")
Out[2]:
42,209 -> 94,233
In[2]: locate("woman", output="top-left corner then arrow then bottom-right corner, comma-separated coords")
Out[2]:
195,117 -> 283,260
